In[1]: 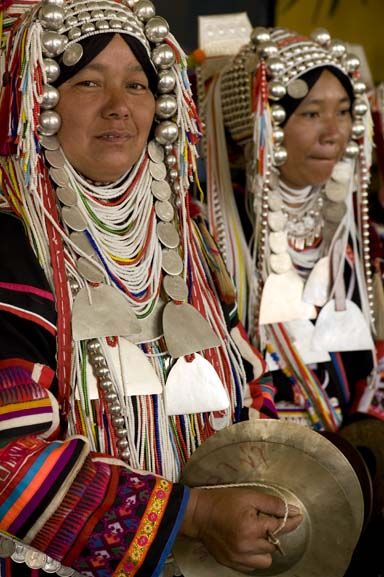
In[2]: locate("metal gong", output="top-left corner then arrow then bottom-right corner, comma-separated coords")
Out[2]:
173,420 -> 364,577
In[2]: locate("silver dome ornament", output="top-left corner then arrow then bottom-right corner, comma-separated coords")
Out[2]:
68,27 -> 82,40
168,168 -> 178,181
353,99 -> 368,117
39,4 -> 65,30
65,15 -> 78,27
90,8 -> 103,18
273,146 -> 288,166
330,40 -> 347,59
258,41 -> 279,60
62,43 -> 84,66
268,81 -> 287,101
155,121 -> 178,145
41,84 -> 60,109
116,427 -> 128,438
112,415 -> 125,427
165,153 -> 177,168
43,58 -> 60,83
96,20 -> 110,30
152,43 -> 175,69
41,31 -> 67,57
272,127 -> 285,145
109,19 -> 123,29
250,26 -> 271,46
311,27 -> 331,46
145,16 -> 170,43
120,449 -> 131,461
38,110 -> 62,136
157,70 -> 176,94
164,143 -> 173,154
270,104 -> 286,125
155,94 -> 177,119
78,10 -> 91,22
344,140 -> 360,158
42,0 -> 65,7
81,21 -> 96,33
134,0 -> 156,23
266,57 -> 285,79
100,379 -> 113,392
351,122 -> 365,139
344,54 -> 360,73
353,80 -> 367,96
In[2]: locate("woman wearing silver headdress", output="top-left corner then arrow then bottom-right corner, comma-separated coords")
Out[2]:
200,25 -> 380,433
0,2 -> 302,576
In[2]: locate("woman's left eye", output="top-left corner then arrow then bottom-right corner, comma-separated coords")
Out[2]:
127,82 -> 147,91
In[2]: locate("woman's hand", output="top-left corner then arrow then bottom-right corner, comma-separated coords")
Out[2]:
180,487 -> 303,573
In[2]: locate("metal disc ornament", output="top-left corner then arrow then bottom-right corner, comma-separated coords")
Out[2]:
77,257 -> 105,283
163,274 -> 188,302
155,199 -> 174,222
148,139 -> 165,163
40,135 -> 60,150
49,167 -> 69,187
149,160 -> 167,181
0,536 -> 15,558
45,148 -> 65,168
161,248 -> 183,275
173,420 -> 364,577
157,222 -> 180,248
62,206 -> 87,231
56,186 -> 77,206
152,179 -> 172,201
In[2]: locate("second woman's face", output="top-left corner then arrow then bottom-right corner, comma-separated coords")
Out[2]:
279,69 -> 353,189
56,34 -> 156,183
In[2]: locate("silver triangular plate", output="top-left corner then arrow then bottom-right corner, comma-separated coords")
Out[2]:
72,285 -> 141,341
163,301 -> 221,358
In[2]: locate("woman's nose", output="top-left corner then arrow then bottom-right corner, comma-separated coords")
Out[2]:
320,115 -> 341,143
102,87 -> 130,118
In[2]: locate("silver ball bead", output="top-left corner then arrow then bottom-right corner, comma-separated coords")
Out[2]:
344,54 -> 360,73
38,110 -> 61,136
87,339 -> 101,353
117,438 -> 129,449
145,15 -> 169,43
120,449 -> 131,461
91,9 -> 104,18
173,182 -> 181,194
116,427 -> 128,438
268,81 -> 287,101
353,81 -> 367,96
272,127 -> 284,144
65,15 -> 78,27
157,69 -> 176,94
331,40 -> 347,59
78,10 -> 91,22
258,41 -> 279,60
155,120 -> 178,144
109,403 -> 122,415
266,57 -> 285,79
43,58 -> 60,83
168,168 -> 178,180
68,27 -> 82,40
250,26 -> 271,45
100,379 -> 113,391
165,153 -> 177,168
82,21 -> 96,33
41,31 -> 67,56
344,140 -> 360,158
96,20 -> 110,30
105,391 -> 118,403
112,416 -> 125,427
152,43 -> 175,69
41,84 -> 60,109
273,146 -> 288,166
164,143 -> 173,154
94,366 -> 110,378
39,4 -> 65,30
311,27 -> 331,46
92,354 -> 107,366
155,94 -> 177,119
353,99 -> 368,117
69,279 -> 80,293
351,122 -> 365,139
134,0 -> 156,22
270,104 -> 286,125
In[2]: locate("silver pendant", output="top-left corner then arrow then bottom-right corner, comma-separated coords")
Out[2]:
149,160 -> 167,181
157,222 -> 180,249
148,140 -> 165,163
155,199 -> 174,222
70,231 -> 96,257
77,257 -> 105,283
62,42 -> 83,66
163,274 -> 188,301
131,297 -> 165,344
45,148 -> 65,168
43,556 -> 62,573
56,186 -> 77,206
162,248 -> 183,276
40,134 -> 60,150
62,206 -> 87,231
11,543 -> 27,563
72,284 -> 141,341
152,179 -> 172,201
57,565 -> 76,576
163,301 -> 221,358
49,167 -> 69,187
25,549 -> 47,570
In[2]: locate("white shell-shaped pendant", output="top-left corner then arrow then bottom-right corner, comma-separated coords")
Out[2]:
324,180 -> 349,203
270,252 -> 292,274
165,354 -> 230,415
163,301 -> 220,358
285,319 -> 331,364
312,299 -> 374,352
268,210 -> 287,232
269,231 -> 288,254
302,256 -> 331,307
72,285 -> 141,341
104,337 -> 162,396
259,270 -> 317,325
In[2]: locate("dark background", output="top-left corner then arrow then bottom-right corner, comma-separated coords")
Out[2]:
155,0 -> 275,52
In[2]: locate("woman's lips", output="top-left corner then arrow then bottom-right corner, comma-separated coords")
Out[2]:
97,131 -> 133,142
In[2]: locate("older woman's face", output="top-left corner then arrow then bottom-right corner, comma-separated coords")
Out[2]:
279,69 -> 352,189
56,34 -> 155,182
